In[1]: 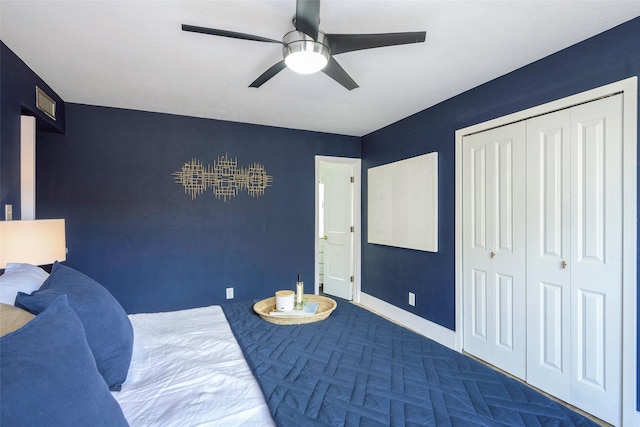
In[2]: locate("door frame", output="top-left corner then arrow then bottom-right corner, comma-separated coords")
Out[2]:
455,77 -> 637,424
21,115 -> 36,220
314,156 -> 362,302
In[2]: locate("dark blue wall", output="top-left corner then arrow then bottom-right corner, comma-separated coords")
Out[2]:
361,16 -> 640,410
36,104 -> 360,313
2,17 -> 640,410
0,42 -> 65,220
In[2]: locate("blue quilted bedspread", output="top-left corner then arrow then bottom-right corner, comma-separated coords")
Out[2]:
222,300 -> 598,427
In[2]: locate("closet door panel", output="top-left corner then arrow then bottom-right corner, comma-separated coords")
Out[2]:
576,289 -> 605,389
541,128 -> 564,258
471,269 -> 488,339
495,138 -> 514,253
526,109 -> 572,402
496,273 -> 514,350
569,95 -> 622,425
490,124 -> 526,380
471,144 -> 489,251
463,123 -> 526,380
576,116 -> 606,263
540,282 -> 563,370
463,131 -> 494,362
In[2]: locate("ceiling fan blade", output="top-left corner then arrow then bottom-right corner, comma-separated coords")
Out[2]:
295,0 -> 320,40
322,57 -> 358,91
249,61 -> 287,88
325,32 -> 426,55
182,24 -> 282,44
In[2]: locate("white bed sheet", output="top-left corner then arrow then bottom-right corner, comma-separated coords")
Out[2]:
113,305 -> 275,427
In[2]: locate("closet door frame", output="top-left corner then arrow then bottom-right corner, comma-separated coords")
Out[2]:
454,77 -> 637,425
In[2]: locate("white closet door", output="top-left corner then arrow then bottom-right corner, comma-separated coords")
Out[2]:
526,109 -> 572,402
462,122 -> 526,379
462,130 -> 493,364
569,95 -> 622,425
526,95 -> 622,425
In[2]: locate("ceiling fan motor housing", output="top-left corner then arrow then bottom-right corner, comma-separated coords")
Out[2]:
282,30 -> 330,74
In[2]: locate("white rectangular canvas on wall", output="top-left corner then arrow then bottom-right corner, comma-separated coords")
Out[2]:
367,152 -> 438,252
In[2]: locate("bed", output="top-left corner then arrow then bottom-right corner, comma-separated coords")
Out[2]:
0,263 -> 599,426
223,300 -> 599,427
114,305 -> 274,426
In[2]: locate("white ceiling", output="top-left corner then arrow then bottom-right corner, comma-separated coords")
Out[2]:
1,1 -> 639,137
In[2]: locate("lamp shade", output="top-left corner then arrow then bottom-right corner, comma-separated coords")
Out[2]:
0,219 -> 66,268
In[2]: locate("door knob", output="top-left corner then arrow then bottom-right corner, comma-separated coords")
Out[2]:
490,251 -> 496,258
322,235 -> 328,240
561,260 -> 567,269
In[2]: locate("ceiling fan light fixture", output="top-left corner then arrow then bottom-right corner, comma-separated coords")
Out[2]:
283,30 -> 329,74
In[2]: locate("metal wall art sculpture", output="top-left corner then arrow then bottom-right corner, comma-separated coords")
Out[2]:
173,154 -> 273,201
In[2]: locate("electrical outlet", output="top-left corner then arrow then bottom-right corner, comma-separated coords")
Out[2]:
409,292 -> 416,306
225,287 -> 234,299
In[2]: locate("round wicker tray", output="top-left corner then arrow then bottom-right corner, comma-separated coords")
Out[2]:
253,294 -> 337,325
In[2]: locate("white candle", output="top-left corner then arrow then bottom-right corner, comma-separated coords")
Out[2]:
275,290 -> 294,311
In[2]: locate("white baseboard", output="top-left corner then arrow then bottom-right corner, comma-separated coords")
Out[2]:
359,292 -> 456,350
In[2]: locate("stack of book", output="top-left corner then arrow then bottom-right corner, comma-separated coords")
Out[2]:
269,302 -> 319,316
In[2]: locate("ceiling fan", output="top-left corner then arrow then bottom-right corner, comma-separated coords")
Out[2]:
182,0 -> 426,90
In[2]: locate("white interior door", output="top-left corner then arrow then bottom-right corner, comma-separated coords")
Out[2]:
462,130 -> 492,364
568,95 -> 622,425
321,162 -> 354,300
526,108 -> 572,402
462,122 -> 527,379
522,95 -> 623,425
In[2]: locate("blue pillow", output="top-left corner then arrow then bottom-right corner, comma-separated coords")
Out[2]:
0,295 -> 129,426
16,262 -> 133,391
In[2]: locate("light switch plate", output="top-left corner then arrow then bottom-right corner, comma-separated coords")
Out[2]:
4,204 -> 12,221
